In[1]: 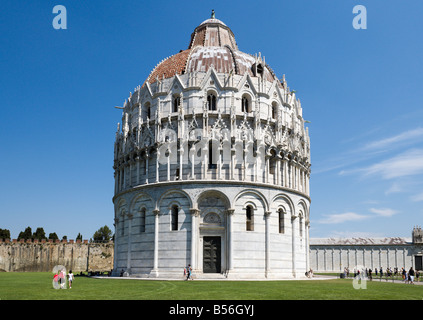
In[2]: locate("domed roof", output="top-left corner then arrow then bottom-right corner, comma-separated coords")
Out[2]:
143,12 -> 278,86
199,18 -> 227,27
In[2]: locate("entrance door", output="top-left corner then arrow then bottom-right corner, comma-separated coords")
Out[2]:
415,256 -> 422,271
203,236 -> 221,273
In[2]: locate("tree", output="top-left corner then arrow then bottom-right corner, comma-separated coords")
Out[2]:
0,228 -> 10,240
48,232 -> 58,240
18,227 -> 32,240
32,227 -> 46,241
93,225 -> 112,242
76,233 -> 83,241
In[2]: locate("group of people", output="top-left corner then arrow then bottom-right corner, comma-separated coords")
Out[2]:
342,266 -> 419,284
53,269 -> 74,289
401,267 -> 418,284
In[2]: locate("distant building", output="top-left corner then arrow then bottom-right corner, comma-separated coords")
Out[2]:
310,226 -> 423,273
112,12 -> 311,279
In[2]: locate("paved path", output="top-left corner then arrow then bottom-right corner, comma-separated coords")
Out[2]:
91,274 -> 423,284
92,274 -> 338,281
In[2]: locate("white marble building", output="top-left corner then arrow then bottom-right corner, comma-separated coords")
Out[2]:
310,227 -> 423,273
112,13 -> 311,279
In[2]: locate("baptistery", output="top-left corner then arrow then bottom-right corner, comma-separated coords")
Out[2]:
112,12 -> 311,279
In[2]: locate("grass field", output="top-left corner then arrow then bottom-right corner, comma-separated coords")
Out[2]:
0,272 -> 422,300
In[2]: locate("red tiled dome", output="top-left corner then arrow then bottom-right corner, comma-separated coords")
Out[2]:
143,15 -> 277,86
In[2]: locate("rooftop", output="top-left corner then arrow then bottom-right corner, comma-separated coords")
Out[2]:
143,11 -> 278,86
310,237 -> 412,246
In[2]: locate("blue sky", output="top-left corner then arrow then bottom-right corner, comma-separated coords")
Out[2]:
1,0 -> 422,240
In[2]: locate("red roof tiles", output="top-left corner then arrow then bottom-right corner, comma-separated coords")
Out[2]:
142,18 -> 277,87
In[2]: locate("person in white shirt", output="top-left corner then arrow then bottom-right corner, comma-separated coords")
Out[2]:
68,270 -> 74,289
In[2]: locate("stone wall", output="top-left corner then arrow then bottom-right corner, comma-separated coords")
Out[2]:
0,239 -> 114,272
309,237 -> 423,273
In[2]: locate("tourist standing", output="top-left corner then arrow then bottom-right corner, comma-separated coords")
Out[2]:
68,270 -> 74,289
409,267 -> 415,284
53,272 -> 59,289
59,269 -> 67,289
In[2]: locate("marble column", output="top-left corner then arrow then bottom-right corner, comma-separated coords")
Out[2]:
126,213 -> 133,274
190,208 -> 200,271
265,211 -> 271,277
145,152 -> 149,184
113,218 -> 119,274
151,209 -> 160,277
226,209 -> 235,272
291,215 -> 297,277
305,220 -> 310,272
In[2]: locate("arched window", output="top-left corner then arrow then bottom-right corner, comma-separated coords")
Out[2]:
173,96 -> 180,113
272,102 -> 278,120
269,149 -> 276,175
252,63 -> 264,77
278,208 -> 285,234
146,104 -> 151,120
242,95 -> 251,113
207,93 -> 217,111
140,208 -> 146,233
171,205 -> 179,231
208,140 -> 217,169
256,63 -> 263,76
246,205 -> 254,231
143,102 -> 151,120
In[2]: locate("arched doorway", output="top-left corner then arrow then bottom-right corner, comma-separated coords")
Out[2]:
197,191 -> 230,274
203,236 -> 221,273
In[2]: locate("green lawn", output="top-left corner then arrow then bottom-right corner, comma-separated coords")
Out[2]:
0,272 -> 421,300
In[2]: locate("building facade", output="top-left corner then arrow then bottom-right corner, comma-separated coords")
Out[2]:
112,13 -> 311,279
310,227 -> 423,273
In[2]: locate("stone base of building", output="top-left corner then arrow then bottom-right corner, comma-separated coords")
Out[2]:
111,268 -> 307,280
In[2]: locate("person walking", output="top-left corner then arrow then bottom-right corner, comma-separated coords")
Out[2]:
186,264 -> 193,280
59,269 -> 67,289
68,270 -> 74,289
53,272 -> 59,289
409,267 -> 415,284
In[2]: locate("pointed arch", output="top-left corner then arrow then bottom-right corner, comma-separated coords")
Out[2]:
199,67 -> 225,90
236,73 -> 259,96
